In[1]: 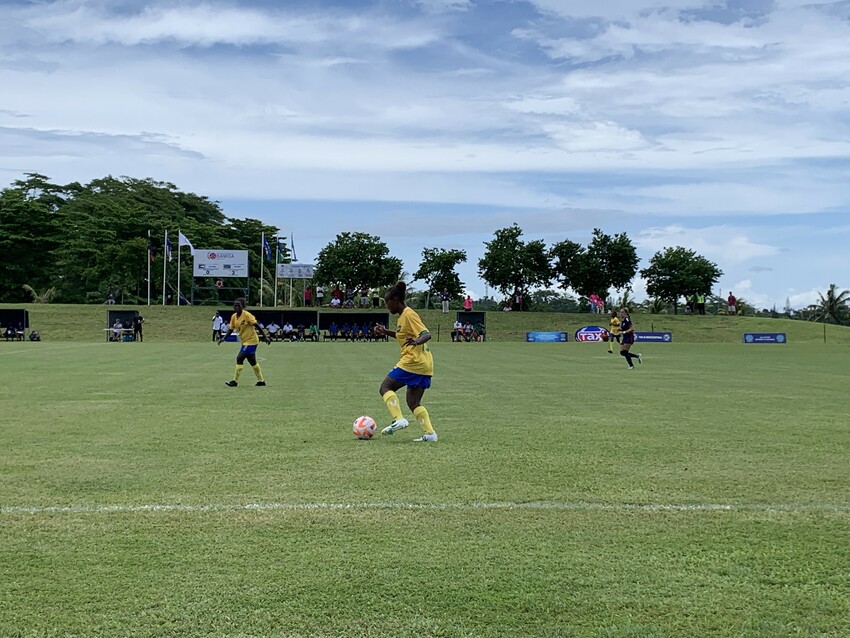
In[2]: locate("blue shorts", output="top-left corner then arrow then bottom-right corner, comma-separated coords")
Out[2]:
388,367 -> 432,388
239,344 -> 258,356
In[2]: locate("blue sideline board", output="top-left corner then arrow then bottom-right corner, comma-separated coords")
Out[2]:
526,331 -> 568,342
743,333 -> 787,344
635,332 -> 673,343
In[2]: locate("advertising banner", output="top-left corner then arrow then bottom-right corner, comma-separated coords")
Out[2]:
743,333 -> 787,344
526,331 -> 568,342
278,263 -> 315,279
193,250 -> 249,278
635,332 -> 673,343
574,326 -> 607,342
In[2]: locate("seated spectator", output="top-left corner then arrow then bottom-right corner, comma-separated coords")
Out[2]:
463,322 -> 474,342
282,322 -> 294,341
29,330 -> 41,342
295,324 -> 305,342
15,324 -> 26,341
331,286 -> 343,306
343,288 -> 355,309
341,323 -> 351,341
452,320 -> 463,342
111,319 -> 123,342
4,326 -> 15,341
308,324 -> 319,342
328,321 -> 339,341
474,323 -> 486,342
329,296 -> 341,308
266,321 -> 280,340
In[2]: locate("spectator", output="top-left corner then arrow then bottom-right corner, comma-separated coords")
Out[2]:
440,288 -> 451,314
463,322 -> 474,342
341,322 -> 351,341
373,289 -> 381,308
328,321 -> 339,341
727,292 -> 737,315
133,315 -> 144,342
589,293 -> 601,314
111,319 -> 123,342
308,324 -> 319,342
514,291 -> 523,311
474,323 -> 486,342
331,286 -> 343,306
696,292 -> 706,315
452,319 -> 463,342
295,324 -> 305,342
304,286 -> 313,307
4,325 -> 15,341
329,295 -> 341,308
464,295 -> 473,311
212,312 -> 225,342
359,286 -> 369,308
266,321 -> 280,341
29,330 -> 41,342
343,288 -> 355,308
316,285 -> 325,307
282,321 -> 294,341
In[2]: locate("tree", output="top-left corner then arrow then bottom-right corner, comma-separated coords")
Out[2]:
477,224 -> 552,310
812,284 -> 850,324
313,232 -> 402,292
640,247 -> 723,314
550,228 -> 639,301
413,247 -> 467,301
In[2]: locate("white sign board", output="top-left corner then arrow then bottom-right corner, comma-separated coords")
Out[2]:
278,263 -> 315,279
193,250 -> 250,278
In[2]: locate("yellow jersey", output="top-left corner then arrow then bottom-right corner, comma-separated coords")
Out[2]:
609,315 -> 621,335
394,307 -> 434,376
230,310 -> 260,345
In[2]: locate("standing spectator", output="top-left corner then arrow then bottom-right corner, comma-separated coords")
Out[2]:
331,285 -> 343,307
618,307 -> 642,369
514,291 -> 523,311
727,292 -> 737,315
464,295 -> 473,311
304,286 -> 313,307
696,292 -> 706,315
316,284 -> 325,307
372,289 -> 381,308
212,312 -> 225,342
589,293 -> 601,314
374,281 -> 438,442
440,288 -> 451,314
359,285 -> 369,308
133,315 -> 144,342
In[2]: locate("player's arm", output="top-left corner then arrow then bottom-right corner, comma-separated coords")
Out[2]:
404,330 -> 431,347
252,324 -> 272,344
374,323 -> 395,338
218,328 -> 233,344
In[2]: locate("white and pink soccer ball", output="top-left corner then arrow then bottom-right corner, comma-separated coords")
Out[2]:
352,415 -> 377,440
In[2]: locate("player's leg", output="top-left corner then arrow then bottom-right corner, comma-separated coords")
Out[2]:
227,350 -> 247,386
620,343 -> 634,369
406,385 -> 437,442
379,374 -> 409,434
245,350 -> 266,385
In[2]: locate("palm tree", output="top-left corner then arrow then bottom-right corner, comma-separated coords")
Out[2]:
22,284 -> 58,303
812,284 -> 850,324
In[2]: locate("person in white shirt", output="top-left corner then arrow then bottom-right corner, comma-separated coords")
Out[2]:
282,322 -> 294,340
266,321 -> 280,341
212,312 -> 225,342
452,319 -> 463,342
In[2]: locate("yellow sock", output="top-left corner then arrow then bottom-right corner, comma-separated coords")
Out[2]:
233,364 -> 243,381
252,364 -> 264,382
382,391 -> 403,421
413,405 -> 434,434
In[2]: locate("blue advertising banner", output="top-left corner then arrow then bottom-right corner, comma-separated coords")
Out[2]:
635,332 -> 673,343
526,331 -> 568,342
574,326 -> 607,342
743,333 -> 787,344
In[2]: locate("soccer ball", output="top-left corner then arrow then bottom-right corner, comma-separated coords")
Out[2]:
601,332 -> 610,342
352,415 -> 377,440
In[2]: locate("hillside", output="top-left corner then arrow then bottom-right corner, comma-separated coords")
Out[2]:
3,303 -> 849,344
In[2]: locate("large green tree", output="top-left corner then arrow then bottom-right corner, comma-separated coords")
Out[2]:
640,247 -> 723,314
413,247 -> 467,301
477,224 -> 551,310
313,232 -> 402,292
550,228 -> 639,300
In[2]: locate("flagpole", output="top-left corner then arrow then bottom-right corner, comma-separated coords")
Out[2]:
273,237 -> 279,307
177,229 -> 182,307
162,230 -> 168,306
260,232 -> 265,307
147,229 -> 151,306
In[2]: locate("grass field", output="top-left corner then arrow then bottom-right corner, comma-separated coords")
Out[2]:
2,335 -> 849,637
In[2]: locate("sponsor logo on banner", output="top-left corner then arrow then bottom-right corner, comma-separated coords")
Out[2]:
526,331 -> 568,342
635,332 -> 673,342
743,333 -> 787,344
575,326 -> 607,342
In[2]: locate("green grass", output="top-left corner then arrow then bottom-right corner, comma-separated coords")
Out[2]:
4,302 -> 850,344
1,339 -> 849,636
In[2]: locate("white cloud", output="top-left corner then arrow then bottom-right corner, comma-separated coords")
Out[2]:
635,225 -> 780,264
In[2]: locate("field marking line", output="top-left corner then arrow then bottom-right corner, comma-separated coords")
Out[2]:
2,501 -> 849,516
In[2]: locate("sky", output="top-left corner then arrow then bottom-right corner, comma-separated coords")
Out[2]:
2,0 -> 849,309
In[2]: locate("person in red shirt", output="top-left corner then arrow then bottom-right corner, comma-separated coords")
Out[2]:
727,292 -> 737,315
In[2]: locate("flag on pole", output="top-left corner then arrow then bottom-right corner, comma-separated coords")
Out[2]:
263,235 -> 272,261
277,238 -> 287,260
290,233 -> 297,262
178,231 -> 194,252
166,237 -> 174,262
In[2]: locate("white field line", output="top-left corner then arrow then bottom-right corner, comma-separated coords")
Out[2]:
2,501 -> 849,516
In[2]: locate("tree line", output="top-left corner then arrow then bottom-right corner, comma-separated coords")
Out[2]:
4,172 -> 846,322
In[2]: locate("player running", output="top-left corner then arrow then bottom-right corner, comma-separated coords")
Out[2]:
618,307 -> 642,369
374,281 -> 438,442
218,298 -> 272,387
607,310 -> 621,354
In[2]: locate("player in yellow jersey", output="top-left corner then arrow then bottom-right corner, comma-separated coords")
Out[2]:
218,298 -> 272,387
374,281 -> 438,442
607,310 -> 621,354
